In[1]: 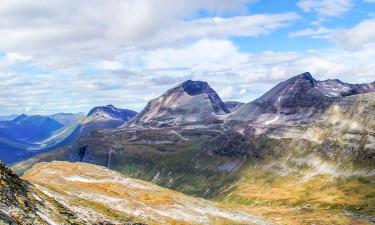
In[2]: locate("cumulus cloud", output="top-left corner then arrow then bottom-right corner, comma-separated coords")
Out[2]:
0,0 -> 291,53
159,13 -> 299,42
334,19 -> 375,50
219,86 -> 234,99
297,0 -> 352,18
289,19 -> 375,51
1,37 -> 375,114
289,27 -> 334,39
0,1 -> 373,115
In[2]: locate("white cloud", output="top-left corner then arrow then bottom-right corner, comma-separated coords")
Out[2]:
1,38 -> 374,115
5,52 -> 32,62
159,13 -> 299,42
334,19 -> 375,50
0,1 -> 373,115
134,39 -> 249,70
219,86 -> 234,99
0,0 -> 291,54
97,60 -> 124,71
0,0 -> 298,85
289,19 -> 375,51
297,0 -> 352,18
289,27 -> 334,38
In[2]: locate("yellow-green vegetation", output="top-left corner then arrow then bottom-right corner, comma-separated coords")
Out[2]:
23,161 -> 273,225
215,154 -> 375,224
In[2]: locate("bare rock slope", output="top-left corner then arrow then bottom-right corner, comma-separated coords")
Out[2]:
129,80 -> 230,127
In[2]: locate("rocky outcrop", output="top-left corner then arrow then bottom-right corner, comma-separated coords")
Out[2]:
0,162 -> 81,224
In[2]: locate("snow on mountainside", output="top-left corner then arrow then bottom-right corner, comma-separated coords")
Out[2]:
129,80 -> 230,127
229,72 -> 375,125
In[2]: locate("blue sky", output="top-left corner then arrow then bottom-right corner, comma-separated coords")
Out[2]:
0,0 -> 374,115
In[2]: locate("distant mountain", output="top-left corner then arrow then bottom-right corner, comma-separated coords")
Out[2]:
87,104 -> 137,122
82,104 -> 137,131
224,101 -> 244,112
49,112 -> 84,126
129,80 -> 230,127
0,114 -> 63,143
0,114 -> 18,121
0,106 -> 136,164
229,72 -> 375,124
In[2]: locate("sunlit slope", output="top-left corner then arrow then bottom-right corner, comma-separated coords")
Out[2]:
0,162 -> 83,225
23,161 -> 272,225
216,154 -> 375,224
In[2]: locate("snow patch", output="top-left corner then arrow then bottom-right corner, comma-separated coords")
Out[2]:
264,115 -> 280,125
218,162 -> 241,172
36,211 -> 58,225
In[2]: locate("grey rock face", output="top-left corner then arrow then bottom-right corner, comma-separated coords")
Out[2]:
129,80 -> 230,127
229,72 -> 375,124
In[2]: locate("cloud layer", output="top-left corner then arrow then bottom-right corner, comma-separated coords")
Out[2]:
0,0 -> 374,115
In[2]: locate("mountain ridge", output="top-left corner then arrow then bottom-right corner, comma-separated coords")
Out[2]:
229,72 -> 375,124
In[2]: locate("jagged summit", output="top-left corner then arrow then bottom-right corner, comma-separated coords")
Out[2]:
129,80 -> 230,127
229,72 -> 375,124
296,72 -> 315,82
177,80 -> 211,95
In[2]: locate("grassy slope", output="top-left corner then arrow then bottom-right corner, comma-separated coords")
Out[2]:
23,161 -> 272,225
216,155 -> 375,224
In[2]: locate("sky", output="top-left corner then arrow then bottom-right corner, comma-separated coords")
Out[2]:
0,0 -> 374,115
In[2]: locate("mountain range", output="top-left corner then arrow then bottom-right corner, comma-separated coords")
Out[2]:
2,72 -> 375,224
0,105 -> 136,163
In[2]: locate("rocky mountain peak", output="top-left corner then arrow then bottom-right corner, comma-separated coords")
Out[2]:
298,72 -> 314,81
229,72 -> 375,124
129,80 -> 230,127
178,80 -> 211,96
